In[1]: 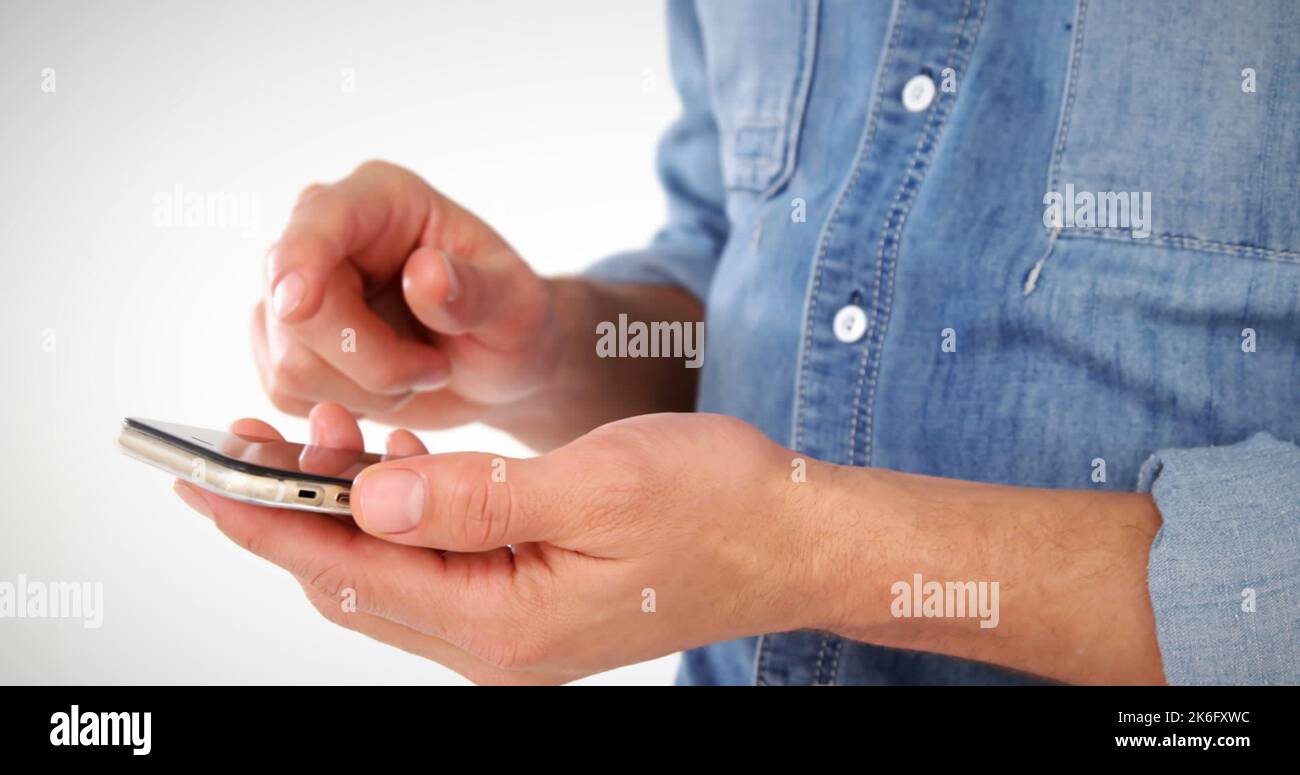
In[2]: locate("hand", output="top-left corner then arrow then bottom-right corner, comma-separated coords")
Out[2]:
173,403 -> 825,684
255,160 -> 559,430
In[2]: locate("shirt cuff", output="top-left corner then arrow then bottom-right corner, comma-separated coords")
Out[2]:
1138,431 -> 1300,685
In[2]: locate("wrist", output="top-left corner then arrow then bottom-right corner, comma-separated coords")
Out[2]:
479,277 -> 598,444
484,277 -> 704,449
787,459 -> 912,638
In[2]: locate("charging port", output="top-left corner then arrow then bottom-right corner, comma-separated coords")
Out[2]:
297,488 -> 317,500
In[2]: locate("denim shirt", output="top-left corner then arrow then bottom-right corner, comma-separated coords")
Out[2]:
588,0 -> 1300,685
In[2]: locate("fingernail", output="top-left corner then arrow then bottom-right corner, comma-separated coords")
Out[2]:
356,469 -> 425,533
439,251 -> 461,303
174,481 -> 214,519
272,272 -> 305,319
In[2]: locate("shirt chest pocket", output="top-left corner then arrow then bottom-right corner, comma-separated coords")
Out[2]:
695,0 -> 818,199
1051,0 -> 1300,261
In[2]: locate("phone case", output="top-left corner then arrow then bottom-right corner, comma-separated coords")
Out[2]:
117,424 -> 355,515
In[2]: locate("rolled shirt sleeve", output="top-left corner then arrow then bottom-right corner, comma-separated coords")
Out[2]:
1138,432 -> 1300,685
583,0 -> 727,304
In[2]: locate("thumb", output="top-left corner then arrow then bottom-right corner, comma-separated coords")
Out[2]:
402,245 -> 550,351
401,245 -> 559,404
351,451 -> 563,551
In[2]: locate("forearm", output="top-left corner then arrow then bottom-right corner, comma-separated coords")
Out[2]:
485,277 -> 702,451
810,464 -> 1166,684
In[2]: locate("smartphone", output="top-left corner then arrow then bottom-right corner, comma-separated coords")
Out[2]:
117,417 -> 388,515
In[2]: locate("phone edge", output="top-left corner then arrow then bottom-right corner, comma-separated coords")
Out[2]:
116,424 -> 354,516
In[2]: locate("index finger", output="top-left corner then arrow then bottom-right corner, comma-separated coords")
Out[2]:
266,161 -> 432,322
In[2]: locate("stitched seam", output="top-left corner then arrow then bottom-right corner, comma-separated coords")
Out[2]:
760,0 -> 819,199
832,634 -> 842,686
813,633 -> 831,685
791,0 -> 908,453
851,0 -> 980,466
826,638 -> 844,686
811,633 -> 843,685
1056,228 -> 1300,263
753,634 -> 771,686
1040,1 -> 1299,268
851,4 -> 972,464
1024,0 -> 1085,290
862,0 -> 986,463
1047,0 -> 1089,200
867,0 -> 988,466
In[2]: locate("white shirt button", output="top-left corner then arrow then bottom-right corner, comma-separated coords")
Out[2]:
833,304 -> 868,343
902,74 -> 936,113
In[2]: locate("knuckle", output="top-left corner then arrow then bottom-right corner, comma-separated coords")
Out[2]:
302,585 -> 351,628
352,160 -> 431,201
575,424 -> 667,501
708,413 -> 769,447
234,527 -> 266,562
305,560 -> 354,603
267,389 -> 308,417
271,232 -> 320,263
352,356 -> 408,395
444,460 -> 514,549
477,582 -> 553,672
581,417 -> 660,462
272,229 -> 340,272
353,158 -> 399,179
269,346 -> 316,395
295,183 -> 325,206
477,631 -> 533,672
492,627 -> 554,672
372,391 -> 416,415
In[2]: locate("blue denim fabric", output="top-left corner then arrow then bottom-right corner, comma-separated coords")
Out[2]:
587,0 -> 1300,684
1139,433 -> 1300,685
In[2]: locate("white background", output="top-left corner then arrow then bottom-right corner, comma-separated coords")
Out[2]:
0,0 -> 681,684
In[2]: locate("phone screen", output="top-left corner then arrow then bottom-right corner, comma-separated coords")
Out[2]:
125,417 -> 385,485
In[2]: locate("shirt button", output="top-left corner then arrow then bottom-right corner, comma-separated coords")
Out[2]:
902,74 -> 936,113
833,304 -> 868,343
